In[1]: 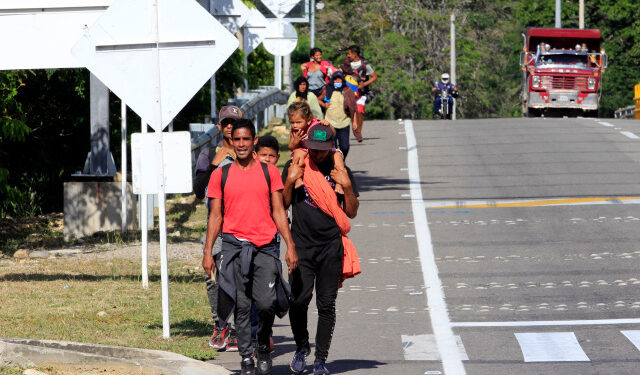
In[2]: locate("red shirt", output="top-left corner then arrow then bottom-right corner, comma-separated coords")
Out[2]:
207,162 -> 284,246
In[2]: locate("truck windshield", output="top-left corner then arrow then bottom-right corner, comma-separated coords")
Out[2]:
538,54 -> 589,67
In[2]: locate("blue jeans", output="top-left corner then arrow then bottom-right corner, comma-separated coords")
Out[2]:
433,96 -> 454,115
334,126 -> 350,159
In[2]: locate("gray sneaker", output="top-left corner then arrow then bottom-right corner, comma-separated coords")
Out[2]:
313,360 -> 330,375
290,348 -> 308,373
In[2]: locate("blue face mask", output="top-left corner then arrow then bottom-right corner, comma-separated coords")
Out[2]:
333,82 -> 343,89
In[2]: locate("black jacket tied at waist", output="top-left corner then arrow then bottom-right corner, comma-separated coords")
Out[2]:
217,233 -> 291,322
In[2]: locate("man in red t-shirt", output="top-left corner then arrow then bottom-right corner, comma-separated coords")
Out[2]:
202,119 -> 298,375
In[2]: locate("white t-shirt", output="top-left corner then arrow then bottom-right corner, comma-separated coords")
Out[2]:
350,60 -> 374,76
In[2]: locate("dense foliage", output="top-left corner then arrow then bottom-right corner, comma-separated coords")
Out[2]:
304,0 -> 639,120
1,0 -> 638,217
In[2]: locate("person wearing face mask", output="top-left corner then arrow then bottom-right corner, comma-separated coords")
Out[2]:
287,76 -> 324,122
318,71 -> 357,159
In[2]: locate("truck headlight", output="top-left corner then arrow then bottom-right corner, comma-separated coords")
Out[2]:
588,77 -> 596,90
532,76 -> 540,88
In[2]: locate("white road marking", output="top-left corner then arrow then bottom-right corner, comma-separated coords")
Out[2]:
404,120 -> 466,373
401,334 -> 469,361
621,131 -> 640,139
515,332 -> 589,362
621,330 -> 640,351
452,318 -> 640,327
404,234 -> 416,238
598,121 -> 614,127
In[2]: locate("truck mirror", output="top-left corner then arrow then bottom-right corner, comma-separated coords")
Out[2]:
601,53 -> 608,69
519,51 -> 526,67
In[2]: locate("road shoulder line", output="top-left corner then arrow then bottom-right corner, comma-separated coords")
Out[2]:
404,119 -> 466,374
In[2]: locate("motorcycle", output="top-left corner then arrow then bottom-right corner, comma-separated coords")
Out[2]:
434,83 -> 458,120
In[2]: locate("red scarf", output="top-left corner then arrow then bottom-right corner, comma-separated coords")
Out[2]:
303,156 -> 361,286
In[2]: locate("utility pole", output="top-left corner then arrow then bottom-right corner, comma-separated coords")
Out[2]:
579,0 -> 584,29
310,0 -> 315,48
450,13 -> 456,120
555,0 -> 561,28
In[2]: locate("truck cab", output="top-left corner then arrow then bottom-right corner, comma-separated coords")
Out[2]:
520,28 -> 608,117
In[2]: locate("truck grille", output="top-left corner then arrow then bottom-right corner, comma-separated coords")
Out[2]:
542,76 -> 587,90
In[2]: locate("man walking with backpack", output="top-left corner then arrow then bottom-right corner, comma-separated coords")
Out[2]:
202,119 -> 298,375
340,45 -> 378,142
193,105 -> 241,351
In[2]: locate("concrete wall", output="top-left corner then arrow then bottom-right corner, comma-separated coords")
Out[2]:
63,182 -> 136,240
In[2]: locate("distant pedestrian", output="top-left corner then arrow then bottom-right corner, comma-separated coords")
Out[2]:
282,123 -> 361,375
192,105 -> 242,352
202,119 -> 298,375
287,76 -> 323,122
302,47 -> 336,98
340,45 -> 378,142
318,71 -> 357,159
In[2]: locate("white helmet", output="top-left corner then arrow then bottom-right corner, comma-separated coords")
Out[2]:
441,73 -> 450,83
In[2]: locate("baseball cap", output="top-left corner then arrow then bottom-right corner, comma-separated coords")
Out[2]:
218,105 -> 242,123
305,124 -> 333,151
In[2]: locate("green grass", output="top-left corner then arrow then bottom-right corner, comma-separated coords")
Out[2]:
0,258 -> 217,361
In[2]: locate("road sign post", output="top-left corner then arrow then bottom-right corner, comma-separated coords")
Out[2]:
73,0 -> 238,338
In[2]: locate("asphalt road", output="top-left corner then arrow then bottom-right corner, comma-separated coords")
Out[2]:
213,117 -> 640,375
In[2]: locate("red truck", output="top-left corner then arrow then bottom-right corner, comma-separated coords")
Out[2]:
519,27 -> 608,117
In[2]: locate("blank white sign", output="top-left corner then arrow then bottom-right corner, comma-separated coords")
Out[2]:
0,0 -> 111,70
131,131 -> 192,194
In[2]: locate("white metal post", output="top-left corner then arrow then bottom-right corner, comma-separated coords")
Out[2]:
243,53 -> 249,91
140,120 -> 149,290
283,54 -> 291,90
310,0 -> 315,48
274,55 -> 282,90
121,101 -> 127,232
579,0 -> 584,29
210,74 -> 217,121
555,0 -> 561,28
151,0 -> 171,340
450,13 -> 456,121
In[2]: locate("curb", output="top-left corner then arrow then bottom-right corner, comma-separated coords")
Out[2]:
0,338 -> 230,375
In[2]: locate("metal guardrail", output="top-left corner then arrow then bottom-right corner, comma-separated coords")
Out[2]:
190,124 -> 221,173
190,86 -> 289,171
228,86 -> 290,128
615,105 -> 636,119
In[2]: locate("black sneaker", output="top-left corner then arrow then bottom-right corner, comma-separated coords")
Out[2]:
256,350 -> 272,375
240,356 -> 255,375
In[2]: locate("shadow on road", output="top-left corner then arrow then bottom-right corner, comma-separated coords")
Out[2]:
352,170 -> 445,193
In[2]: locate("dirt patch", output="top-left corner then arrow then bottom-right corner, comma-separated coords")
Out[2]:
51,363 -> 163,375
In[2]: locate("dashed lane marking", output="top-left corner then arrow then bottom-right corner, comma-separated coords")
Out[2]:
401,334 -> 469,361
451,318 -> 640,327
598,121 -> 614,127
515,332 -> 590,362
424,196 -> 640,209
621,330 -> 640,351
621,131 -> 640,139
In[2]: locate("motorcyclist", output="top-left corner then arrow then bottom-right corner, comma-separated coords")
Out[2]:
432,73 -> 458,119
